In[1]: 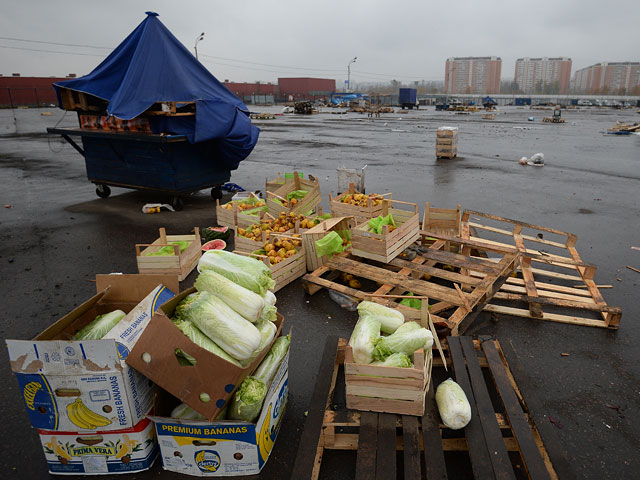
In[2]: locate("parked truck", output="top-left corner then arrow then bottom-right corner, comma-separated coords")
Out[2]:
399,88 -> 418,109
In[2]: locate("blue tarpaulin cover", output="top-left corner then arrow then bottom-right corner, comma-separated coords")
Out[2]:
53,12 -> 259,169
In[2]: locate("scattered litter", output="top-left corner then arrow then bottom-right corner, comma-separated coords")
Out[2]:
528,116 -> 535,121
222,182 -> 245,193
632,246 -> 640,251
4,204 -> 11,208
391,128 -> 407,132
548,416 -> 564,429
40,112 -> 52,116
604,423 -> 611,429
626,265 -> 640,274
561,353 -> 570,356
327,290 -> 359,311
605,404 -> 622,412
141,203 -> 174,214
518,152 -> 545,166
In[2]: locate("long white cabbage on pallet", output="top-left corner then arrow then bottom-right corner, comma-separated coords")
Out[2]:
435,378 -> 471,430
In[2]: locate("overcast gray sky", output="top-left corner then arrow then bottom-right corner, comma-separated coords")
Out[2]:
1,0 -> 638,86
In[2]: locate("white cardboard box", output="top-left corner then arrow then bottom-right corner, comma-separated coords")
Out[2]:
6,274 -> 177,432
151,349 -> 289,476
38,417 -> 158,475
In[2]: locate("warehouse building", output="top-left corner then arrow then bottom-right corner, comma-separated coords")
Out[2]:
0,74 -> 75,107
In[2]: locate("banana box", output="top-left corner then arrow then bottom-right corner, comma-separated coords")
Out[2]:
38,417 -> 158,475
150,349 -> 289,476
6,274 -> 178,432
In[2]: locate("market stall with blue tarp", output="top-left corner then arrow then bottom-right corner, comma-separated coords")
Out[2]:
48,11 -> 260,209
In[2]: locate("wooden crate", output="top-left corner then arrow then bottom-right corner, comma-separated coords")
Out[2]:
345,346 -> 432,416
292,336 -> 568,480
351,199 -> 420,263
302,216 -> 355,271
460,209 -> 622,329
422,202 -> 461,236
436,127 -> 459,159
345,303 -> 439,416
329,182 -> 392,224
234,234 -> 306,292
266,171 -> 321,217
136,227 -> 201,281
482,113 -> 496,120
233,217 -> 307,254
215,194 -> 266,229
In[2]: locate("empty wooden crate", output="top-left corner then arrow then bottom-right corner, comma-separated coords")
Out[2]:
136,227 -> 201,281
351,199 -> 420,263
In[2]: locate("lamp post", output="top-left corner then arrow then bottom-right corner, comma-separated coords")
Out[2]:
194,32 -> 205,60
347,56 -> 357,92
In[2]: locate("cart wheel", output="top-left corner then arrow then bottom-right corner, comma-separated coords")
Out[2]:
211,186 -> 223,200
171,196 -> 184,211
96,184 -> 111,198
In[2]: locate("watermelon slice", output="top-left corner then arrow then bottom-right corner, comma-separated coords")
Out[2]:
202,239 -> 227,251
201,226 -> 231,242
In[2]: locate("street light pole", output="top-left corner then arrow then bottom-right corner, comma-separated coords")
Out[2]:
347,56 -> 357,92
194,32 -> 205,60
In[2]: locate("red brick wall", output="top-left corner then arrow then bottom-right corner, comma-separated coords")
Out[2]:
222,82 -> 276,97
0,76 -> 68,107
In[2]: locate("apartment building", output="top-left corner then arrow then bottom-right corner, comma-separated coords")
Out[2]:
573,62 -> 640,94
444,57 -> 502,94
514,57 -> 572,94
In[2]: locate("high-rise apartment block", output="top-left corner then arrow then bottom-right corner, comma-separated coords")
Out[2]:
514,57 -> 572,94
573,62 -> 640,94
444,57 -> 501,94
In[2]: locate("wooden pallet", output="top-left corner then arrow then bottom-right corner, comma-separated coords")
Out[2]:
292,336 -> 571,480
302,234 -> 518,335
460,210 -> 621,329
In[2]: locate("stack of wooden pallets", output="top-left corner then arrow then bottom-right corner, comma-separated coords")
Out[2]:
436,127 -> 458,159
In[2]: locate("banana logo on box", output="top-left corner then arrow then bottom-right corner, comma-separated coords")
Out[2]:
258,379 -> 288,462
194,450 -> 221,473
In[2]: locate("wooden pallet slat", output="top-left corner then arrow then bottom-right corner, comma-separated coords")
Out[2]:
402,415 -> 421,480
421,381 -> 448,480
448,337 -> 497,480
291,336 -> 339,479
481,340 -> 551,480
356,412 -> 379,479
459,336 -> 516,480
376,414 -> 398,480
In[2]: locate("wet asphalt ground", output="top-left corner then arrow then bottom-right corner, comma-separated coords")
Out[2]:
1,105 -> 639,479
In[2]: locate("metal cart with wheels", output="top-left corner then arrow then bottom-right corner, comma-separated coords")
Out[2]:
48,127 -> 229,210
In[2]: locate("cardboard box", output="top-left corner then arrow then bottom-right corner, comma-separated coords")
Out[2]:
127,288 -> 284,421
38,418 -> 158,475
6,274 -> 178,432
150,348 -> 289,476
